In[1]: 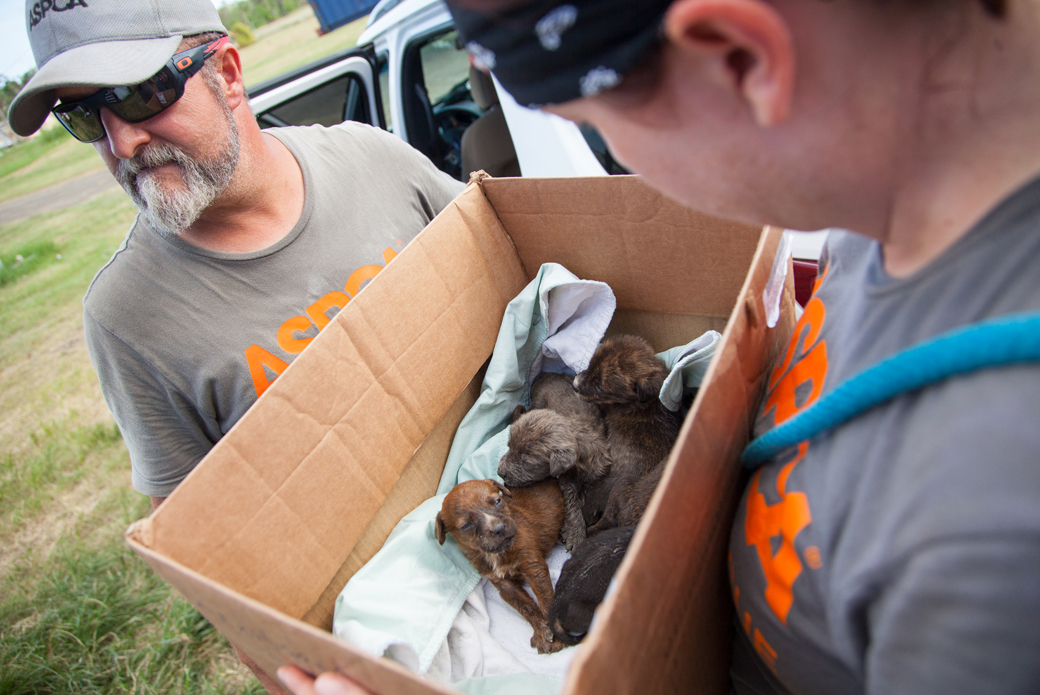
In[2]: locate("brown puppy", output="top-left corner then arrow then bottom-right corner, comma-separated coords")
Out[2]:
573,335 -> 681,534
435,478 -> 566,654
499,372 -> 611,551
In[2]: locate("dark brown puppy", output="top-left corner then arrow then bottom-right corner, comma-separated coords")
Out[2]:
499,372 -> 611,550
547,525 -> 636,646
435,478 -> 566,654
573,335 -> 681,534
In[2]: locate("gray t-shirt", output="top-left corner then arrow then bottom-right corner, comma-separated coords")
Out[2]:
84,122 -> 464,496
729,175 -> 1040,694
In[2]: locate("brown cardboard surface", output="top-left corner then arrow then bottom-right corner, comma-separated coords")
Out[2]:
126,175 -> 795,694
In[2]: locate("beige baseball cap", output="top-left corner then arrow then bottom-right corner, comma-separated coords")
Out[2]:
9,0 -> 227,137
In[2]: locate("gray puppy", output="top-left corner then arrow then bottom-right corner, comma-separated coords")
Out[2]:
499,372 -> 611,551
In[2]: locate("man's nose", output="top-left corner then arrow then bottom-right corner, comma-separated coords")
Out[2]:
99,108 -> 151,159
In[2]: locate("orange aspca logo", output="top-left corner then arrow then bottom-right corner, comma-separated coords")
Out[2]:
744,442 -> 812,625
762,267 -> 830,426
244,247 -> 398,397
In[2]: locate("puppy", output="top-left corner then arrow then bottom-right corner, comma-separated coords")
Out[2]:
548,525 -> 636,646
499,372 -> 611,551
435,478 -> 566,654
573,335 -> 681,534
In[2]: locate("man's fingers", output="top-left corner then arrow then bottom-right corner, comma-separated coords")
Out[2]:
277,666 -> 374,695
314,672 -> 372,695
277,665 -> 319,695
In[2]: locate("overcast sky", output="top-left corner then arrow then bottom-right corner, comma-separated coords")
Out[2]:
1,0 -> 229,83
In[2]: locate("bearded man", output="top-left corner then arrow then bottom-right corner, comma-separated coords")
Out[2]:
8,3 -> 462,691
8,0 -> 463,509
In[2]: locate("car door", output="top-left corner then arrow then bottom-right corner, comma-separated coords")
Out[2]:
247,47 -> 384,130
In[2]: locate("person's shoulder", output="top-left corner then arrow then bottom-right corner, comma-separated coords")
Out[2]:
83,215 -> 155,321
267,121 -> 401,151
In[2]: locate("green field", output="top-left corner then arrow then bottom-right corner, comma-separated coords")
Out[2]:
0,8 -> 369,693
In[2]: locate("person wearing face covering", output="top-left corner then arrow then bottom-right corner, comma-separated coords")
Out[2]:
280,1 -> 1040,693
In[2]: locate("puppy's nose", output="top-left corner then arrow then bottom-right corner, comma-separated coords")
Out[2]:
490,521 -> 508,538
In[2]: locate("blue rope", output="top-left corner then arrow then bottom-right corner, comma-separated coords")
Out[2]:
742,311 -> 1040,469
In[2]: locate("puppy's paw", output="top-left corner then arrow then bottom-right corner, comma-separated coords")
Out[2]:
531,626 -> 564,654
538,633 -> 568,654
562,525 -> 586,553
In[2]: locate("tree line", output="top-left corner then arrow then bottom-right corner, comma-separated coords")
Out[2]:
1,70 -> 35,126
218,0 -> 302,32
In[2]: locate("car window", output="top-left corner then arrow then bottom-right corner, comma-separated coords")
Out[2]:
378,58 -> 392,132
256,73 -> 371,129
419,30 -> 471,106
401,29 -> 485,180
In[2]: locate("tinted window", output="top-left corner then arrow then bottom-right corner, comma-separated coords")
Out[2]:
256,73 -> 371,129
419,31 -> 471,106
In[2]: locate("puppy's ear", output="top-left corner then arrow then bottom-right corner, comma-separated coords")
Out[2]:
511,405 -> 528,423
492,479 -> 513,497
435,513 -> 448,545
549,447 -> 578,477
635,375 -> 662,403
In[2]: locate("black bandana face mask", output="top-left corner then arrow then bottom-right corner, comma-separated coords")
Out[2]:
447,0 -> 671,108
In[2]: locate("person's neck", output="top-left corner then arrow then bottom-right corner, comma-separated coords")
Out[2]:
876,12 -> 1040,278
178,128 -> 305,254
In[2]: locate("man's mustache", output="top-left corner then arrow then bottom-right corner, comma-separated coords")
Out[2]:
115,144 -> 188,191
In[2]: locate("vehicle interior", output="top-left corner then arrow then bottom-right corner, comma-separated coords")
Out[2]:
250,28 -> 627,182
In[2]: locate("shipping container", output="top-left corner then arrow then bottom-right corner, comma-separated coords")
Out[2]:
308,0 -> 380,34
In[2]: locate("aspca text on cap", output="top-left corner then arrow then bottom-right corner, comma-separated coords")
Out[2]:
29,0 -> 90,31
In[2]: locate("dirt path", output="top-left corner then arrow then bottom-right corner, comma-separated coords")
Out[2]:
0,168 -> 119,226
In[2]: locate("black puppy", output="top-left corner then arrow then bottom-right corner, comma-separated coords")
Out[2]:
499,372 -> 611,550
574,335 -> 681,533
547,525 -> 637,646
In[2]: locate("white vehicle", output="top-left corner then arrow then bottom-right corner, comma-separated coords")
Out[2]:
247,0 -> 824,299
248,0 -> 620,180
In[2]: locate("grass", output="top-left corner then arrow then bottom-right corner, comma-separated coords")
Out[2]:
0,128 -> 71,180
0,491 -> 263,695
0,241 -> 59,287
239,6 -> 371,87
0,8 -> 372,692
0,130 -> 106,205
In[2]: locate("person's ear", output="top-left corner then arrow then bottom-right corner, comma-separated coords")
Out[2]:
214,43 -> 246,111
663,0 -> 795,126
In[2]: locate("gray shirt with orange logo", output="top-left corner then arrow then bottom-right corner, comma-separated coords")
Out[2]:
83,122 -> 463,496
729,175 -> 1040,694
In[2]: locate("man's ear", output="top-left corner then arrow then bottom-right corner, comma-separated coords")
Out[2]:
435,513 -> 448,545
214,43 -> 246,111
663,0 -> 795,126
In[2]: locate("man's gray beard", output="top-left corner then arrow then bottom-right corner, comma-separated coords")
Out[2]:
116,114 -> 240,237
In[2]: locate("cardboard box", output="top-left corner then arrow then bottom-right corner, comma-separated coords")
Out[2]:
126,174 -> 796,695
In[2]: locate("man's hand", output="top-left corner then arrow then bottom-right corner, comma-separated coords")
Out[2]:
277,665 -> 373,695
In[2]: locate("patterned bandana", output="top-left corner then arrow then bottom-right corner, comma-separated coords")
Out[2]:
446,0 -> 671,107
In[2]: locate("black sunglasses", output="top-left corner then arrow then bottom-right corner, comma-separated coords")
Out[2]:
52,35 -> 230,143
